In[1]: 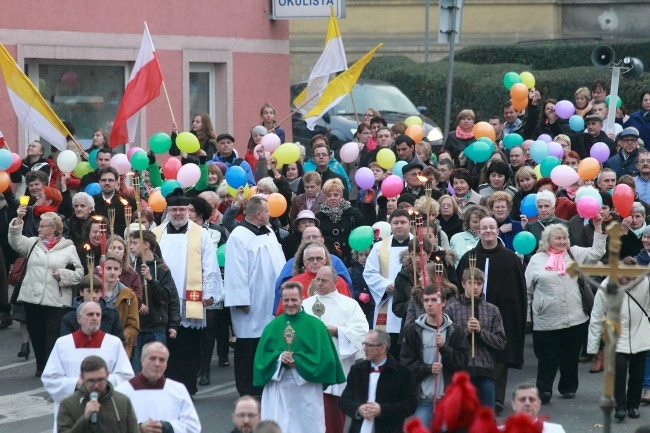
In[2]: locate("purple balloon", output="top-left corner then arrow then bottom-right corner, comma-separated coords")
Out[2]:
215,162 -> 228,175
537,134 -> 552,143
590,142 -> 610,163
555,100 -> 575,120
547,141 -> 564,159
355,167 -> 375,190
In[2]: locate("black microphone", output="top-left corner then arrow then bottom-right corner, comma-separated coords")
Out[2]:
89,392 -> 99,424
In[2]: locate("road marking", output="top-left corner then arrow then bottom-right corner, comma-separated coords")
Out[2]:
0,359 -> 35,372
0,387 -> 53,425
194,380 -> 237,399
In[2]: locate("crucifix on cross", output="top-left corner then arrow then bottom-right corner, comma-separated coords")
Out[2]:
567,222 -> 650,433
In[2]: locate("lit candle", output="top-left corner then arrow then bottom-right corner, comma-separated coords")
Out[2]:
19,195 -> 30,206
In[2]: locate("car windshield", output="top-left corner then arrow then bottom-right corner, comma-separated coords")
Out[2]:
332,83 -> 420,116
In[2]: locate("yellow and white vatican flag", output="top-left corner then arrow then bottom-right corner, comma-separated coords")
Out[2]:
293,6 -> 347,114
0,43 -> 70,150
304,43 -> 383,130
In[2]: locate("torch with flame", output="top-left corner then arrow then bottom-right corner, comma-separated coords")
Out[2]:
83,243 -> 95,293
106,199 -> 116,238
121,197 -> 132,240
432,257 -> 444,412
417,174 -> 433,228
131,173 -> 148,307
469,253 -> 477,359
91,215 -> 107,295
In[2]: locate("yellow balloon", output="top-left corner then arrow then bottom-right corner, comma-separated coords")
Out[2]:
534,164 -> 542,179
176,132 -> 200,153
404,116 -> 423,127
272,143 -> 300,165
227,183 -> 249,198
520,71 -> 535,89
376,148 -> 397,170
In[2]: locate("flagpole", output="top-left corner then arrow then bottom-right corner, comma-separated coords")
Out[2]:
349,92 -> 360,125
161,81 -> 177,127
275,91 -> 323,129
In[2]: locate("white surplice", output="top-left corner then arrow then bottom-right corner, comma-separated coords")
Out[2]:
41,332 -> 134,432
261,359 -> 325,433
224,225 -> 286,338
303,291 -> 369,396
116,378 -> 201,433
363,235 -> 412,333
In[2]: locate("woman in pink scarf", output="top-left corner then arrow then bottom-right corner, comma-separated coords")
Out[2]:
441,109 -> 476,167
524,219 -> 605,404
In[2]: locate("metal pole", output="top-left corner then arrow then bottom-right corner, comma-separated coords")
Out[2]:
443,1 -> 457,138
606,66 -> 621,137
424,0 -> 430,63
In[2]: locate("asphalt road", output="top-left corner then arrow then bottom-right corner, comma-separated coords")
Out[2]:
1,320 -> 648,433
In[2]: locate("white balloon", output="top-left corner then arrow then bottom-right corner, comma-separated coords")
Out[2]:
372,221 -> 391,240
57,150 -> 78,172
339,142 -> 360,163
177,163 -> 201,188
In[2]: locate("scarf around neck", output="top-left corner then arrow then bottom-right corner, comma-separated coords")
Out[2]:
34,205 -> 58,217
455,125 -> 474,140
319,200 -> 351,224
545,248 -> 567,275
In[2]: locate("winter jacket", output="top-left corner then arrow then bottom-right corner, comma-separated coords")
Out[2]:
525,232 -> 606,331
401,313 -> 469,399
132,257 -> 181,334
604,148 -> 639,178
57,382 -> 139,433
588,277 -> 650,355
105,281 -> 140,357
8,220 -> 83,307
624,110 -> 650,148
450,230 -> 480,268
61,297 -> 125,341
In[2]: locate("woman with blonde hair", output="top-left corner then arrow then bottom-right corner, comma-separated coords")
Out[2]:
442,108 -> 476,166
107,235 -> 143,302
574,87 -> 592,117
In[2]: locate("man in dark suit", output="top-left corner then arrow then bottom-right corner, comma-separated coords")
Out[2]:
93,167 -> 137,238
339,330 -> 418,433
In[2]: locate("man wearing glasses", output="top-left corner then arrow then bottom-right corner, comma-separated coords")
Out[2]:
58,355 -> 139,433
42,302 -> 133,432
604,127 -> 641,178
635,147 -> 650,202
339,329 -> 417,433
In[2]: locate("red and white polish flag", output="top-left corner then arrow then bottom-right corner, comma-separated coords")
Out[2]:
110,22 -> 163,148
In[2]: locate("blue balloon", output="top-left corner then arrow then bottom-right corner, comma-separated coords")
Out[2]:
0,149 -> 12,170
161,179 -> 182,197
85,182 -> 101,196
393,161 -> 408,179
530,140 -> 549,164
569,115 -> 585,132
88,149 -> 99,169
520,193 -> 538,218
225,166 -> 247,189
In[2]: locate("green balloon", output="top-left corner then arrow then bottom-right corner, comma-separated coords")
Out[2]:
73,161 -> 93,178
88,149 -> 99,169
503,133 -> 524,150
465,141 -> 493,163
540,156 -> 560,178
513,231 -> 536,255
349,226 -> 374,252
503,71 -> 522,90
131,151 -> 149,171
149,132 -> 172,154
477,137 -> 494,145
217,244 -> 227,267
161,180 -> 182,198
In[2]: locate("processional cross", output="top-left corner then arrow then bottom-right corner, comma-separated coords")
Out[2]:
567,223 -> 650,433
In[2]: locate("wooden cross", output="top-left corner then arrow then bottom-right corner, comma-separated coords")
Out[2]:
567,222 -> 650,433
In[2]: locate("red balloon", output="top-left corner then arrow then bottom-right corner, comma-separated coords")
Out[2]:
162,158 -> 182,180
612,184 -> 634,218
6,153 -> 21,173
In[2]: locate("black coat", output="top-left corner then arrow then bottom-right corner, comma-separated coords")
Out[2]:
93,192 -> 137,239
339,355 -> 418,433
316,205 -> 366,266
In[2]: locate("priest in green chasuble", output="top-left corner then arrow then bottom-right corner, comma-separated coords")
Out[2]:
254,281 -> 345,433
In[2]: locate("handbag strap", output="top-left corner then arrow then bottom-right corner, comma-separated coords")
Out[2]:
625,290 -> 650,323
565,248 -> 584,283
19,240 -> 39,284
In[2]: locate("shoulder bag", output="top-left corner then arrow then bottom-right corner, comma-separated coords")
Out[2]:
9,240 -> 39,304
566,249 -> 594,316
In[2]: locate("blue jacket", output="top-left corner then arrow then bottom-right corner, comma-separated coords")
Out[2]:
497,215 -> 522,253
624,110 -> 650,150
635,249 -> 650,266
604,148 -> 639,178
303,157 -> 351,192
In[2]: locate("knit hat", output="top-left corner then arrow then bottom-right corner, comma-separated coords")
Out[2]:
251,125 -> 268,136
165,188 -> 190,206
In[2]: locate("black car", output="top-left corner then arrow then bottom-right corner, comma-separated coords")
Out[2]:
290,79 -> 443,157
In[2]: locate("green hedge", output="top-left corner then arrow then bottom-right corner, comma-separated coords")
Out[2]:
361,52 -> 650,131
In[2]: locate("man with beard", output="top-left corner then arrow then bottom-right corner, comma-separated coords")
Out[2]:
152,189 -> 221,396
92,167 -> 137,238
456,216 -> 526,415
635,148 -> 650,202
116,342 -> 201,433
42,302 -> 133,431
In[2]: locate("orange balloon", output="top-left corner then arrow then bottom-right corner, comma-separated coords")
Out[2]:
577,157 -> 601,180
148,190 -> 167,212
267,192 -> 287,217
472,121 -> 496,142
247,185 -> 258,199
405,125 -> 424,143
510,83 -> 528,100
0,171 -> 9,192
512,97 -> 528,111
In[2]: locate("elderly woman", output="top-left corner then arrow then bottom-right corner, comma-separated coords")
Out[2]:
449,205 -> 489,268
316,178 -> 366,266
68,192 -> 95,245
450,168 -> 482,214
437,194 -> 463,240
510,166 -> 537,219
443,109 -> 476,166
488,191 -> 522,252
525,218 -> 605,403
9,210 -> 83,376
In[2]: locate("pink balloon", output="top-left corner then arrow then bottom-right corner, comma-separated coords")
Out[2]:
339,142 -> 360,163
177,163 -> 201,188
547,141 -> 564,159
355,167 -> 375,190
554,100 -> 575,120
381,175 -> 404,198
253,144 -> 271,160
127,147 -> 144,159
550,165 -> 579,188
590,142 -> 610,163
537,134 -> 552,143
576,196 -> 600,219
110,154 -> 131,175
260,133 -> 281,153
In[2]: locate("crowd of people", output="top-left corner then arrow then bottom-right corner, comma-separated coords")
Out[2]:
1,84 -> 650,432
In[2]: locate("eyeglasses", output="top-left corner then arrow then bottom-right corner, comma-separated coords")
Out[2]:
362,342 -> 382,347
364,114 -> 373,118
313,153 -> 329,158
302,235 -> 322,240
168,207 -> 188,213
84,377 -> 108,385
304,256 -> 325,263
